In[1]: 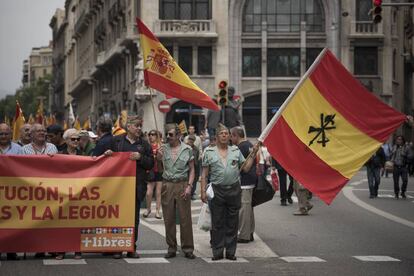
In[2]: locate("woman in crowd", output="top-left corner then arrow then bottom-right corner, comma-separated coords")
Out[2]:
56,128 -> 82,260
143,130 -> 163,219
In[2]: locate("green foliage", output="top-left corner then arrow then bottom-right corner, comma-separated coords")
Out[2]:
0,75 -> 51,122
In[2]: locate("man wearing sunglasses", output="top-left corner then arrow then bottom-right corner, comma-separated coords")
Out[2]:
157,124 -> 196,260
104,115 -> 154,259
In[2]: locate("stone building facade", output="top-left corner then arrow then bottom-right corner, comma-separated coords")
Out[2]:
52,0 -> 414,138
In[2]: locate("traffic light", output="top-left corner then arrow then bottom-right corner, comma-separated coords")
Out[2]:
372,0 -> 382,24
218,80 -> 228,106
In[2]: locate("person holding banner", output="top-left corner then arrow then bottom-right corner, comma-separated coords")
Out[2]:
157,124 -> 196,259
21,123 -> 57,258
200,124 -> 258,261
0,123 -> 22,260
22,124 -> 58,155
105,116 -> 154,259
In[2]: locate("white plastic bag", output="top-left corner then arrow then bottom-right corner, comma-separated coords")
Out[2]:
197,203 -> 211,232
206,183 -> 214,200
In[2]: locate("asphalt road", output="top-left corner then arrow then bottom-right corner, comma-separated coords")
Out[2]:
1,170 -> 413,276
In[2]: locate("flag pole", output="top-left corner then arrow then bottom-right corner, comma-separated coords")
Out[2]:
148,87 -> 159,133
258,47 -> 329,142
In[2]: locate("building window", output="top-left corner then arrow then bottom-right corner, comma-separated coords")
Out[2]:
306,48 -> 323,69
242,48 -> 261,77
179,46 -> 193,75
356,0 -> 372,21
197,46 -> 212,75
160,0 -> 211,20
243,0 -> 324,33
268,48 -> 300,77
354,47 -> 378,75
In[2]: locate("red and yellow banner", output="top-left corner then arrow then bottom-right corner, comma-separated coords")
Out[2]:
0,153 -> 136,253
136,18 -> 219,111
260,49 -> 405,205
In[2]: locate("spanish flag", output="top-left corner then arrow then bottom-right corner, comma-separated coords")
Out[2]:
12,101 -> 25,141
74,116 -> 81,130
136,18 -> 219,111
35,101 -> 44,124
259,49 -> 405,204
82,117 -> 91,130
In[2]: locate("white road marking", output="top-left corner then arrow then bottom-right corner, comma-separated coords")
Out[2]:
280,256 -> 326,262
202,257 -> 248,263
349,179 -> 368,186
137,250 -> 169,255
43,259 -> 87,265
377,195 -> 394,198
124,257 -> 169,264
140,208 -> 278,258
343,186 -> 414,229
353,256 -> 400,262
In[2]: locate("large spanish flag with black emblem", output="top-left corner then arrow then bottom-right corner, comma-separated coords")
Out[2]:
260,49 -> 405,204
136,18 -> 219,111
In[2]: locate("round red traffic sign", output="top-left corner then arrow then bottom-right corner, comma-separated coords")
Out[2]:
158,100 -> 171,113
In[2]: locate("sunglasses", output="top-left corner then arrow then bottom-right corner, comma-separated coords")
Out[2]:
70,138 -> 80,141
149,133 -> 157,136
167,132 -> 175,137
0,133 -> 9,136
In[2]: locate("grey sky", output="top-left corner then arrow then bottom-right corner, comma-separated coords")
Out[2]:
0,0 -> 65,100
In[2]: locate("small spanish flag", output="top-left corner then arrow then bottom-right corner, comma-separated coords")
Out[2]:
74,116 -> 81,130
260,49 -> 405,204
83,117 -> 91,130
136,18 -> 219,111
12,101 -> 25,141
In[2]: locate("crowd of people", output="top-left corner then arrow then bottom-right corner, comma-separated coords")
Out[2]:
0,112 -> 412,261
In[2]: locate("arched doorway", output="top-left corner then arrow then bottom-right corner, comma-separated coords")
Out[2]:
166,101 -> 206,134
242,92 -> 290,137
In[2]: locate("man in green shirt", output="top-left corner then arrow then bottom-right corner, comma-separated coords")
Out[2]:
201,124 -> 258,261
157,124 -> 196,259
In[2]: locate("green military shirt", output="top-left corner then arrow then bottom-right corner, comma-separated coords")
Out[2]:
202,145 -> 245,186
162,142 -> 194,181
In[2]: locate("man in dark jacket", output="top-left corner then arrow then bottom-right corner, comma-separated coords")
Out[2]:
230,126 -> 257,244
366,147 -> 386,198
92,117 -> 113,156
105,115 -> 154,258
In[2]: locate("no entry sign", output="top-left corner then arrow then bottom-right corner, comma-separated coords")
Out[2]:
158,100 -> 171,113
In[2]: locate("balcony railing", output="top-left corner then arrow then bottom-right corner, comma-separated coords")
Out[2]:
154,20 -> 218,38
350,21 -> 384,37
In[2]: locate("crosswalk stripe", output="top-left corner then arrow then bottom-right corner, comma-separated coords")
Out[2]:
124,257 -> 169,264
353,256 -> 400,262
201,257 -> 248,263
137,250 -> 169,255
43,259 -> 87,265
377,195 -> 394,198
280,256 -> 326,263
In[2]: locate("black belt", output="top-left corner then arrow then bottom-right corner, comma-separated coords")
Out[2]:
163,178 -> 188,183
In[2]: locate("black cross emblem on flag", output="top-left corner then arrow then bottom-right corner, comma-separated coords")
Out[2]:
308,113 -> 336,147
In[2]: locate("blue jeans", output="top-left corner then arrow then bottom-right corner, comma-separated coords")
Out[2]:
367,166 -> 381,196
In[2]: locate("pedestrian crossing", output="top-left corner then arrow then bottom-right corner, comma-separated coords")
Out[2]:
139,199 -> 279,258
0,255 -> 403,266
